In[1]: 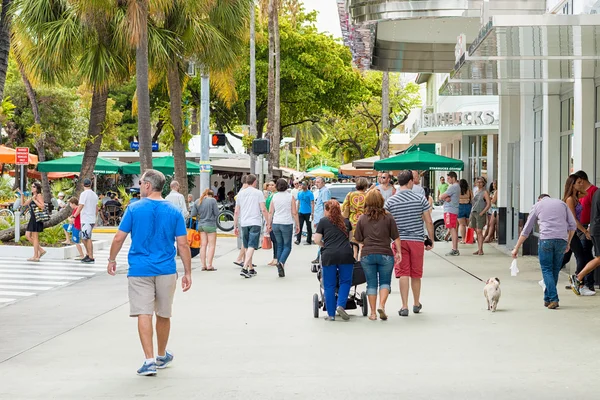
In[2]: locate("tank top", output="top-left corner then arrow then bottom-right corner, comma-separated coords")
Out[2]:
472,190 -> 487,213
272,192 -> 294,225
575,201 -> 583,222
377,185 -> 394,201
459,189 -> 472,204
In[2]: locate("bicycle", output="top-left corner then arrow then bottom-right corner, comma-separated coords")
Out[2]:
0,207 -> 31,226
217,208 -> 235,232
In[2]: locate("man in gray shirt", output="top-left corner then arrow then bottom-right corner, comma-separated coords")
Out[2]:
439,171 -> 460,256
512,194 -> 576,309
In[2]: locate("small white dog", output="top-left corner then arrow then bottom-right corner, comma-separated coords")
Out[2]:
484,277 -> 501,312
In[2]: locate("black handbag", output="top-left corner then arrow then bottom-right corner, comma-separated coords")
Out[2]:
34,204 -> 50,222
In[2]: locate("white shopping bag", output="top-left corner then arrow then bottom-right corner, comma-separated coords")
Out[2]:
510,259 -> 519,276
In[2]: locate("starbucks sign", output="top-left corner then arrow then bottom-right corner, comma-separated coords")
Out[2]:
422,111 -> 496,128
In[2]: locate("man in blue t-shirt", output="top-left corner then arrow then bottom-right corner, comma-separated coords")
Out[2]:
107,169 -> 192,377
295,181 -> 315,245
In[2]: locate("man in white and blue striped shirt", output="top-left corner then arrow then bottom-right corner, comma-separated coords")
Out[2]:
384,170 -> 434,317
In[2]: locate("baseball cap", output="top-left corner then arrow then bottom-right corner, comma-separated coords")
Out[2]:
83,178 -> 92,187
58,192 -> 64,197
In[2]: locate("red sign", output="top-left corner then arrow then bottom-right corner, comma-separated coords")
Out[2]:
15,147 -> 29,165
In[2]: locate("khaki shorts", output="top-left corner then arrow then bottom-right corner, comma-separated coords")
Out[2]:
469,211 -> 487,230
128,273 -> 178,318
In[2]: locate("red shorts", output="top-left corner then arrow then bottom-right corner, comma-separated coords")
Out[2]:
444,212 -> 458,229
393,241 -> 425,279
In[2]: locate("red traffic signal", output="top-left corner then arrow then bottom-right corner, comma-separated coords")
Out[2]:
211,133 -> 226,146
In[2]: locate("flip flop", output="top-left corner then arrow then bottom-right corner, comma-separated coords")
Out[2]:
27,258 -> 39,262
377,308 -> 388,321
201,267 -> 207,271
368,314 -> 377,321
233,261 -> 243,267
206,267 -> 217,271
39,250 -> 47,259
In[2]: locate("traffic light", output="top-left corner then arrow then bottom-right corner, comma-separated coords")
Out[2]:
211,133 -> 226,146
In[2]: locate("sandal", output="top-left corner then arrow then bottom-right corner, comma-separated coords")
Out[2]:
377,308 -> 388,321
27,258 -> 40,262
368,314 -> 377,321
201,267 -> 207,271
39,250 -> 47,259
206,267 -> 217,271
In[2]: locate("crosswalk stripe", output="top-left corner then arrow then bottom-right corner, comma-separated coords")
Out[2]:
0,264 -> 105,273
0,298 -> 16,303
0,279 -> 70,285
0,269 -> 95,277
0,284 -> 53,290
0,290 -> 35,297
0,274 -> 82,281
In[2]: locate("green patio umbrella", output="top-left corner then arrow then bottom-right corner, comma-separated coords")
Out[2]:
37,155 -> 127,174
306,165 -> 339,175
122,156 -> 202,175
374,148 -> 464,171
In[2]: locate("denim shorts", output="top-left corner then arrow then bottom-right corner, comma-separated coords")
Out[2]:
242,225 -> 261,249
360,254 -> 394,295
458,203 -> 472,219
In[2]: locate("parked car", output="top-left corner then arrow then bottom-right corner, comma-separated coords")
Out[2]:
326,183 -> 356,203
430,205 -> 447,242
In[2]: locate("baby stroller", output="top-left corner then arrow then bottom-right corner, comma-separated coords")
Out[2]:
311,248 -> 368,318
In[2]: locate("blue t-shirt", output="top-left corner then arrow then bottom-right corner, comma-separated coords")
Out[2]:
118,198 -> 187,277
297,190 -> 314,214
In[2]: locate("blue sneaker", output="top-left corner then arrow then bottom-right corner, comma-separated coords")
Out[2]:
137,361 -> 157,376
156,351 -> 174,369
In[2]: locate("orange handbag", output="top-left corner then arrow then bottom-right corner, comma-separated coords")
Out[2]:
187,219 -> 201,249
262,235 -> 272,250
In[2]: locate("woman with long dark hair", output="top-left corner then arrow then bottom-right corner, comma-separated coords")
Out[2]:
458,179 -> 472,244
268,178 -> 300,278
563,174 -> 595,295
314,200 -> 355,321
19,182 -> 46,261
191,189 -> 219,271
354,190 -> 401,321
484,181 -> 498,242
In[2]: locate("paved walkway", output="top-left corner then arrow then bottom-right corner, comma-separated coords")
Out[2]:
0,238 -> 597,399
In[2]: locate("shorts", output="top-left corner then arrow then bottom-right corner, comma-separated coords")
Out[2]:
458,203 -> 472,219
242,225 -> 261,249
444,212 -> 458,229
469,211 -> 487,230
393,241 -> 425,279
81,223 -> 94,240
128,273 -> 178,318
62,224 -> 81,244
198,225 -> 217,233
593,235 -> 600,258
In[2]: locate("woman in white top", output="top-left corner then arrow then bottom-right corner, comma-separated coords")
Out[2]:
268,178 -> 300,278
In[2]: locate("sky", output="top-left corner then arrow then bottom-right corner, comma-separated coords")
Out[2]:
302,0 -> 342,38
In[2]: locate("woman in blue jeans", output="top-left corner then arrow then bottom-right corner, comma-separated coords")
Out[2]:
314,200 -> 355,321
268,179 -> 300,278
354,190 -> 402,321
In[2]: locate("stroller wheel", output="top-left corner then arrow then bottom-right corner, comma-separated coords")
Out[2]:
313,293 -> 320,318
361,291 -> 368,317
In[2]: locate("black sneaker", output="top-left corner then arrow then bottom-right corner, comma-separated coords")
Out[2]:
82,257 -> 95,264
240,268 -> 251,278
81,256 -> 90,263
294,241 -> 300,245
277,262 -> 285,278
248,269 -> 257,277
569,275 -> 582,295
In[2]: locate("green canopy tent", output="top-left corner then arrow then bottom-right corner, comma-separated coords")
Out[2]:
374,148 -> 464,171
37,154 -> 127,174
122,156 -> 202,175
306,165 -> 339,175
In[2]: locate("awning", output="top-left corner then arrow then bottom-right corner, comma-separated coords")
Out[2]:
338,163 -> 377,177
440,14 -> 600,96
352,155 -> 379,169
0,145 -> 39,165
37,155 -> 126,174
210,158 -> 250,174
374,148 -> 464,171
122,156 -> 201,175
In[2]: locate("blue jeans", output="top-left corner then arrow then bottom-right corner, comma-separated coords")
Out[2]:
322,264 -> 354,317
539,239 -> 568,303
272,224 -> 293,265
361,254 -> 394,295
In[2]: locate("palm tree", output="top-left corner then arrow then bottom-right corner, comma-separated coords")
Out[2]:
266,0 -> 280,177
0,0 -> 13,102
148,0 -> 249,197
0,0 -> 131,240
380,71 -> 390,159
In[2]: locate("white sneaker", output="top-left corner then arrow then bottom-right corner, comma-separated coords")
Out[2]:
580,287 -> 596,296
538,280 -> 546,292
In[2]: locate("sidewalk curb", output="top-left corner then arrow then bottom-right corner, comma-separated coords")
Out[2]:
93,226 -> 236,239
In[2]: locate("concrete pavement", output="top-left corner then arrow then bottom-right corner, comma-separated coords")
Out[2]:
0,237 -> 598,399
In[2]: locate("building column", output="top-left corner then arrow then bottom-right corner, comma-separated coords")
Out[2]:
573,73 -> 595,175
541,95 -> 560,198
461,136 -> 470,181
487,133 -> 495,184
520,95 -> 535,209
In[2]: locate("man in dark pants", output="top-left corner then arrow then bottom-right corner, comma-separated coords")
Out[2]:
571,187 -> 600,295
295,181 -> 314,245
572,171 -> 598,294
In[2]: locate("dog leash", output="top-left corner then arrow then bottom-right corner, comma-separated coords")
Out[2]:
431,250 -> 484,282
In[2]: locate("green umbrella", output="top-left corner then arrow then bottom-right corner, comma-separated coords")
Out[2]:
307,165 -> 339,175
374,148 -> 464,171
122,156 -> 202,175
37,155 -> 127,174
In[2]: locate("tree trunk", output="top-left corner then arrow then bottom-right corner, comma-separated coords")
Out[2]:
135,0 -> 153,173
249,1 -> 257,177
18,60 -> 51,204
267,0 -> 278,178
380,71 -> 390,159
167,64 -> 188,198
271,3 -> 281,175
0,0 -> 12,102
190,106 -> 199,136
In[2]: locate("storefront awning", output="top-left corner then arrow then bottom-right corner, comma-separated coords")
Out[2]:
440,14 -> 600,96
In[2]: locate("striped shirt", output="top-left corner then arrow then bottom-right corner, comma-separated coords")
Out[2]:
385,189 -> 430,242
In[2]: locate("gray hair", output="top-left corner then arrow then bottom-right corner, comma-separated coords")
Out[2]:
315,177 -> 325,184
141,169 -> 166,193
170,180 -> 180,190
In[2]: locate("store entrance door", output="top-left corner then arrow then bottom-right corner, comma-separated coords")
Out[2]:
506,142 -> 521,248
